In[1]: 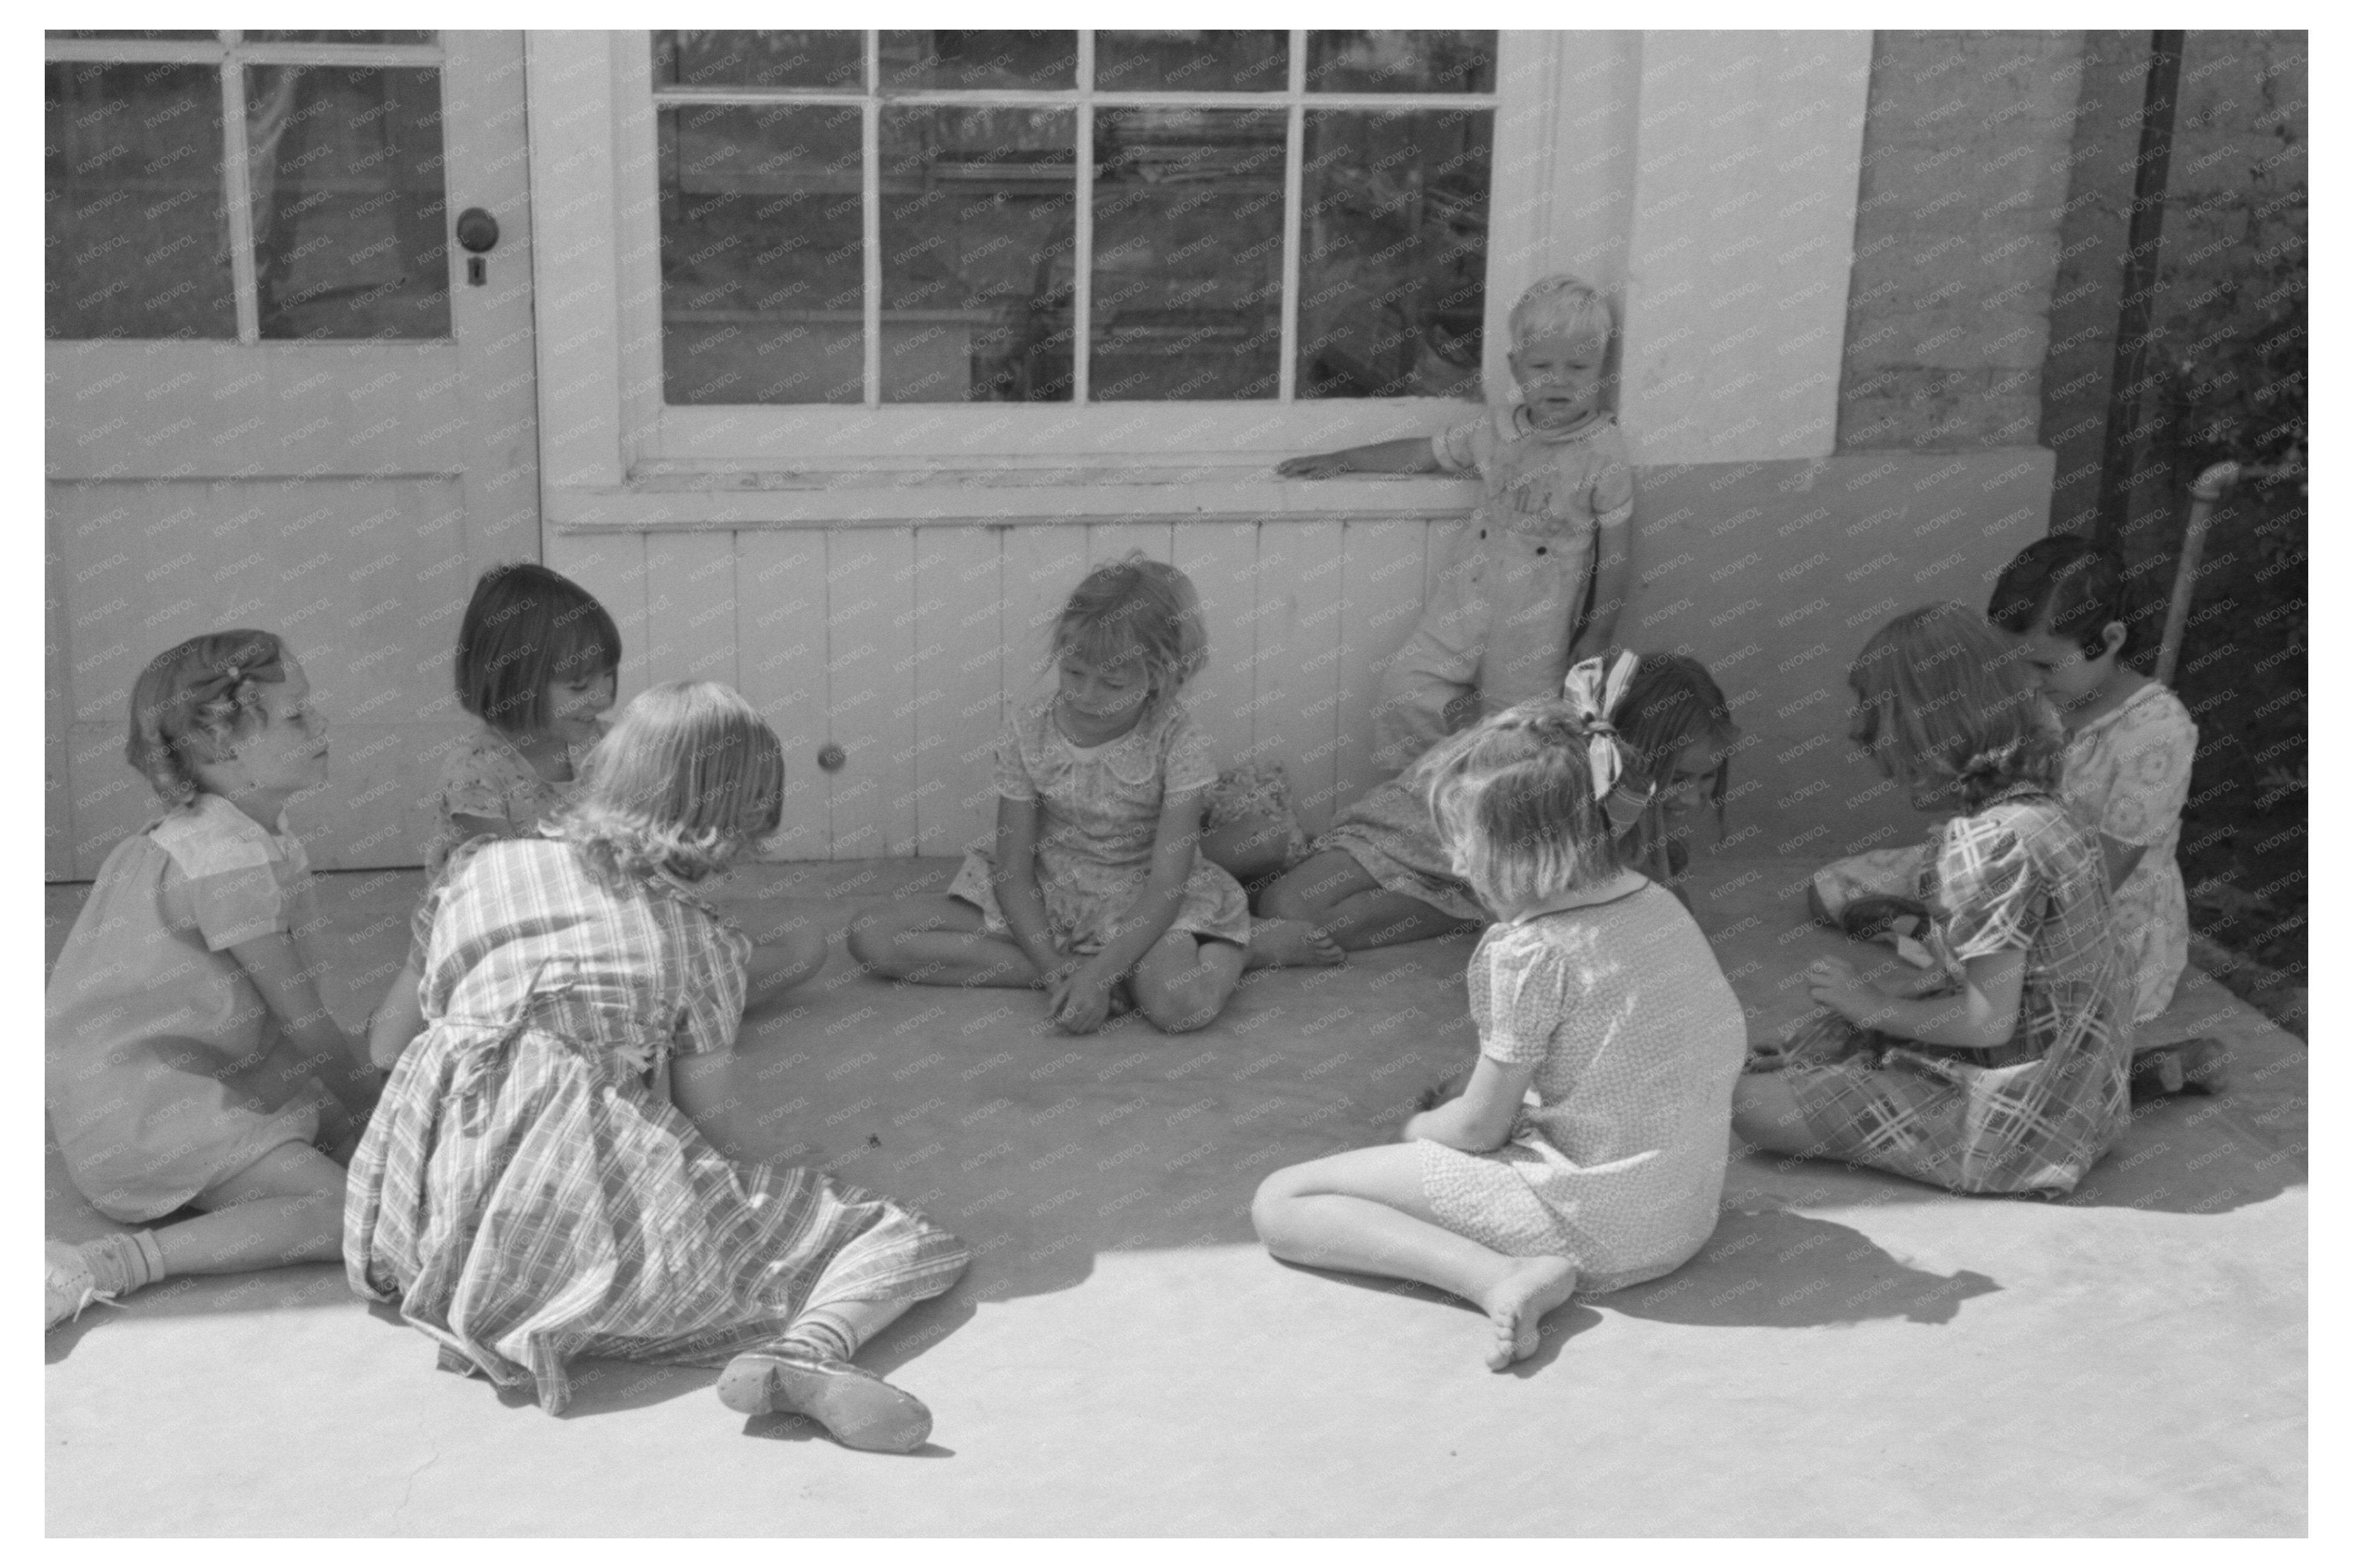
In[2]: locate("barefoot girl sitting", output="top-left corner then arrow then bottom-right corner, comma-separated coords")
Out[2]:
47,631 -> 379,1330
849,555 -> 1339,1035
1252,700 -> 1748,1369
1738,604 -> 2137,1196
350,683 -> 968,1451
1261,651 -> 1739,949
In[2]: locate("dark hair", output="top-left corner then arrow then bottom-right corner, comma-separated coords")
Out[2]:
1615,651 -> 1740,815
1986,534 -> 2130,660
1849,602 -> 2065,810
125,629 -> 290,806
1424,700 -> 1622,911
455,564 -> 620,737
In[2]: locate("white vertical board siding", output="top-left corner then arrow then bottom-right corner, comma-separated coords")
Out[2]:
913,526 -> 1003,857
564,516 -> 1447,858
732,532 -> 830,861
826,527 -> 917,858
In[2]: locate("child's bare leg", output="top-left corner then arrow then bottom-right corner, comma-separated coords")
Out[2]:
1262,853 -> 1479,951
1131,931 -> 1247,1033
1201,815 -> 1297,890
1730,1072 -> 1826,1157
1254,1145 -> 1576,1370
737,906 -> 830,1006
847,898 -> 1043,988
155,1142 -> 348,1277
1245,917 -> 1345,970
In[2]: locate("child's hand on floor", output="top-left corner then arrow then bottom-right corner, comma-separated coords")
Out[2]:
1805,956 -> 1895,1030
1277,453 -> 1351,479
1047,968 -> 1115,1035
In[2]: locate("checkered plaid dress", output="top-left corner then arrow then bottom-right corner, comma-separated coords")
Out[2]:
1774,786 -> 2135,1195
345,838 -> 969,1414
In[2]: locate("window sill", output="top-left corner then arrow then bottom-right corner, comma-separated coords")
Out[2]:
546,461 -> 1479,531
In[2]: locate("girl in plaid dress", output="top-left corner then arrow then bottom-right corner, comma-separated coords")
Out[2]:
1737,604 -> 2137,1196
350,683 -> 968,1452
1254,700 -> 1748,1370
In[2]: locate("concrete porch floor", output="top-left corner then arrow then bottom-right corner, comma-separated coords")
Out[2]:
44,852 -> 2306,1536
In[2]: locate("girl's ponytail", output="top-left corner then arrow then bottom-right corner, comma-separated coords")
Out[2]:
126,631 -> 288,805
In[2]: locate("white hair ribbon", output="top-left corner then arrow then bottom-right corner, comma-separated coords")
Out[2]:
1561,651 -> 1640,801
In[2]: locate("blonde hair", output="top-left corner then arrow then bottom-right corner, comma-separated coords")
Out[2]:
1049,553 -> 1208,706
1423,700 -> 1622,914
1848,603 -> 2065,810
547,682 -> 784,885
1509,273 -> 1615,350
125,629 -> 291,807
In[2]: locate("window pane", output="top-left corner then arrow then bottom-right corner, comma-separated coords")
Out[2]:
659,104 -> 865,405
879,107 -> 1076,403
1094,31 -> 1287,93
1306,31 -> 1496,94
1297,109 -> 1489,400
48,30 -> 216,41
246,31 -> 435,45
652,31 -> 862,92
247,67 -> 449,340
1090,109 -> 1284,400
879,31 -> 1075,92
45,62 -> 234,340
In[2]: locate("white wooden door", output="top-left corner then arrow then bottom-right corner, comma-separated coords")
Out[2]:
46,30 -> 536,876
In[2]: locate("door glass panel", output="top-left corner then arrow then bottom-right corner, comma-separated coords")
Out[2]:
45,60 -> 235,340
1093,31 -> 1287,93
653,31 -> 863,92
1297,109 -> 1490,399
659,103 -> 866,405
1306,31 -> 1497,94
1090,108 -> 1284,400
879,106 -> 1076,403
878,31 -> 1076,92
246,65 -> 450,339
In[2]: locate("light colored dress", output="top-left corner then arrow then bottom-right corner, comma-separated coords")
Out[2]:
45,795 -> 335,1222
1375,406 -> 1635,770
423,722 -> 580,877
1418,882 -> 1747,1292
948,695 -> 1252,953
1809,683 -> 2193,1024
1768,786 -> 2135,1196
346,836 -> 969,1415
2063,682 -> 2195,1020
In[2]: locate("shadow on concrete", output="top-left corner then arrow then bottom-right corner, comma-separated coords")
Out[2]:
1605,1203 -> 1999,1327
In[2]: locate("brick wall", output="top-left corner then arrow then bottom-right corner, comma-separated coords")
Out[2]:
1835,31 -> 2085,452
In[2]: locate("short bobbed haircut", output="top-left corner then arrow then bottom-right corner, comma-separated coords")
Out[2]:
1986,533 -> 2133,659
1423,700 -> 1622,915
126,629 -> 290,807
1508,273 -> 1616,350
1615,651 -> 1741,806
1848,602 -> 2064,810
1049,553 -> 1207,705
456,563 -> 620,737
548,682 -> 784,885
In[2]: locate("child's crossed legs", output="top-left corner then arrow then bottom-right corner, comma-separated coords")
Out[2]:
1252,1145 -> 1578,1370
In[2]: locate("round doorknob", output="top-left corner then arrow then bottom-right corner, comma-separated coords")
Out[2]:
455,207 -> 501,255
818,743 -> 847,772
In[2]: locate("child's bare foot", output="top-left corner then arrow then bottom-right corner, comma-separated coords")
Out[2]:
1246,917 -> 1345,970
1479,1257 -> 1578,1371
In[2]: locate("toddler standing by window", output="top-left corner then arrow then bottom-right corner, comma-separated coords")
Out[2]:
850,555 -> 1340,1035
1740,604 -> 2137,1196
1253,700 -> 1747,1369
47,631 -> 377,1332
1278,273 -> 1636,773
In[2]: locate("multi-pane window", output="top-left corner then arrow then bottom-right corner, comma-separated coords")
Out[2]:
45,30 -> 449,342
653,30 -> 1495,407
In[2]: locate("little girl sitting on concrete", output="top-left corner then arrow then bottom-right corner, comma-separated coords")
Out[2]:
1252,699 -> 1748,1370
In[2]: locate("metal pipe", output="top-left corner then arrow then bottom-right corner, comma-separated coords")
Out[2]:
2155,460 -> 2243,685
